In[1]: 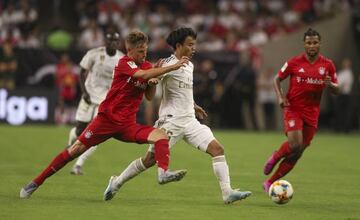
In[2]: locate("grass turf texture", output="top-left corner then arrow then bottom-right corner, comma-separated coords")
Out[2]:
0,125 -> 359,220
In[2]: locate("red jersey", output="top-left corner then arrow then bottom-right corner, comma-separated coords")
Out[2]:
98,55 -> 152,124
278,53 -> 337,127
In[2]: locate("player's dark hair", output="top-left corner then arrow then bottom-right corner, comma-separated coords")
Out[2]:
303,28 -> 321,41
166,27 -> 197,50
125,30 -> 148,49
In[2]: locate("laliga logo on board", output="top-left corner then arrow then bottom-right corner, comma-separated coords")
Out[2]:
0,89 -> 48,125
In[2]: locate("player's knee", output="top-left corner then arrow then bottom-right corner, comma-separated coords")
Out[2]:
288,140 -> 303,151
68,141 -> 88,158
206,140 -> 224,157
142,152 -> 156,168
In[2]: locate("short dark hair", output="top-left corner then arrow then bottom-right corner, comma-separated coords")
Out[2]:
166,27 -> 197,50
303,28 -> 321,41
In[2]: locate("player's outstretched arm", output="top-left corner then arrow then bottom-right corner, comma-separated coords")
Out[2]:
273,75 -> 289,108
133,56 -> 189,80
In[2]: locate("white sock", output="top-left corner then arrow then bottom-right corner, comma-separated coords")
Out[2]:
74,146 -> 98,167
114,158 -> 147,187
212,155 -> 232,199
68,127 -> 77,146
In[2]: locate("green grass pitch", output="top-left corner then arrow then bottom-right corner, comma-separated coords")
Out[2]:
0,125 -> 359,220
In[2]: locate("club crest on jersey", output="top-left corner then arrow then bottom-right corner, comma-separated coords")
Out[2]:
84,130 -> 93,139
127,61 -> 138,69
288,120 -> 295,128
100,55 -> 105,62
318,67 -> 325,75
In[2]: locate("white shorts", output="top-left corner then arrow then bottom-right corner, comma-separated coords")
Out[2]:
75,98 -> 99,122
148,116 -> 215,153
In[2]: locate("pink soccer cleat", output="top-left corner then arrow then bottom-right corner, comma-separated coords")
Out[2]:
263,151 -> 279,175
263,180 -> 272,193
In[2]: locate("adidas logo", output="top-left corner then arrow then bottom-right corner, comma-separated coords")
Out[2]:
298,68 -> 305,73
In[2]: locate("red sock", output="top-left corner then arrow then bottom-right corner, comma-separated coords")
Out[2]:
268,158 -> 297,183
33,149 -> 73,186
273,142 -> 292,161
154,139 -> 169,171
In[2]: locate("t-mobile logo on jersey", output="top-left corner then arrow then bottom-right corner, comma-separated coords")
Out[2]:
296,77 -> 324,85
126,77 -> 147,90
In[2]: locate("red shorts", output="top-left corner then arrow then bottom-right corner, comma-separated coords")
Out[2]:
283,110 -> 317,146
78,113 -> 156,148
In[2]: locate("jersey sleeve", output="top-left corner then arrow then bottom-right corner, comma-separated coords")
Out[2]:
328,61 -> 338,84
79,50 -> 94,71
277,60 -> 292,79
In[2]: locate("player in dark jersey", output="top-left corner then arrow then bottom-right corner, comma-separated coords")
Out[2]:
262,28 -> 339,192
20,30 -> 189,199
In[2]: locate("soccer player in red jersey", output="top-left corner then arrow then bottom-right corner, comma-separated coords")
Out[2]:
20,30 -> 189,199
262,28 -> 340,192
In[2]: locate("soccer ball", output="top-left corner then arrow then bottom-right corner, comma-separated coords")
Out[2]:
268,180 -> 294,204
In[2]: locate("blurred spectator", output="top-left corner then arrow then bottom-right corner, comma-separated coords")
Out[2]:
0,41 -> 17,90
54,54 -> 78,125
194,59 -> 223,126
224,52 -> 258,129
18,29 -> 40,48
78,19 -> 104,50
257,67 -> 277,130
334,58 -> 354,132
0,26 -> 21,46
97,0 -> 122,28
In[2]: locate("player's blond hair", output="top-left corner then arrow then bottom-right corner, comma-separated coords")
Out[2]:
125,30 -> 148,50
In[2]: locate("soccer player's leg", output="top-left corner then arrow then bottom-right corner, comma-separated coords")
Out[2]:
263,114 -> 304,193
113,124 -> 186,185
69,101 -> 98,175
146,128 -> 187,184
184,120 -> 251,204
20,140 -> 87,199
104,121 -> 182,201
104,151 -> 154,201
20,115 -> 111,199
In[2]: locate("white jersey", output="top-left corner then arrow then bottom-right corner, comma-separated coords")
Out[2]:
158,55 -> 195,125
79,47 -> 124,104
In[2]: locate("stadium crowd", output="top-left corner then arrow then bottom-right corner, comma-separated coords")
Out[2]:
0,0 -> 359,131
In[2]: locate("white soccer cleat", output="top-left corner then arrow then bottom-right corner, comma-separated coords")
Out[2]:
103,176 -> 120,201
158,169 -> 187,185
70,165 -> 83,175
223,189 -> 252,204
20,182 -> 38,199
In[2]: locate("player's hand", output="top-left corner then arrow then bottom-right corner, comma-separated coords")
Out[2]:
83,92 -> 91,104
148,78 -> 159,86
278,96 -> 290,108
154,58 -> 165,68
173,56 -> 189,70
194,104 -> 208,119
324,74 -> 332,86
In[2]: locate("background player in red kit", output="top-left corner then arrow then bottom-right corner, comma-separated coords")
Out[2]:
20,30 -> 189,199
263,28 -> 340,192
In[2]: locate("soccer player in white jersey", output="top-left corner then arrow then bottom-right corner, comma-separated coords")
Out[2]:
103,27 -> 252,204
68,32 -> 124,175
